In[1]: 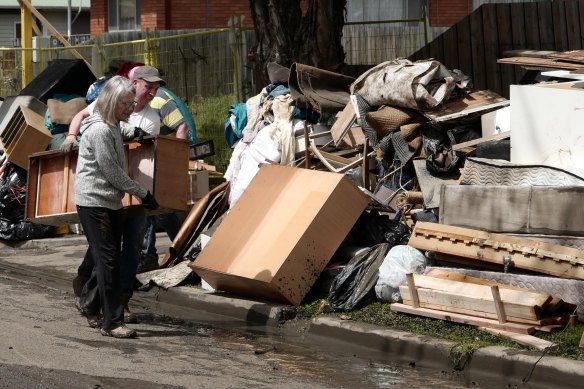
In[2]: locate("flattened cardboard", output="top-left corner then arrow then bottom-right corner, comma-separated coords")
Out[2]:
191,164 -> 370,305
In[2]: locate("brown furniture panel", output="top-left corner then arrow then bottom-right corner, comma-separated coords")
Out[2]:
26,136 -> 189,226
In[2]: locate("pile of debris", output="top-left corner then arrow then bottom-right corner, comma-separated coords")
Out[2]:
161,56 -> 584,350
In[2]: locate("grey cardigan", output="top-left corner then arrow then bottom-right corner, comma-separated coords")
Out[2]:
74,113 -> 147,210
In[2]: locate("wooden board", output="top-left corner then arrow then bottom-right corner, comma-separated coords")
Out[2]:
390,303 -> 536,334
426,268 -> 523,291
423,91 -> 509,122
410,274 -> 551,308
451,130 -> 510,153
330,103 -> 356,147
400,286 -> 540,322
479,327 -> 556,350
408,222 -> 584,280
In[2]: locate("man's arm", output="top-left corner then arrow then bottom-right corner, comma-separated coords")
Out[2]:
175,122 -> 188,140
60,106 -> 90,154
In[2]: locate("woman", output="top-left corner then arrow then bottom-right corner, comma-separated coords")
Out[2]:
75,75 -> 158,338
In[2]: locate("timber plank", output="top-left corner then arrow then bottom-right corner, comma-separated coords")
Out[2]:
524,3 -> 540,49
565,1 -> 582,50
456,15 -> 473,85
482,5 -> 502,95
479,327 -> 556,350
537,2 -> 554,51
552,1 -> 569,52
390,303 -> 536,335
330,103 -> 356,147
399,286 -> 540,321
411,274 -> 551,308
496,4 -> 515,97
425,268 -> 523,291
401,299 -> 559,326
470,8 -> 487,90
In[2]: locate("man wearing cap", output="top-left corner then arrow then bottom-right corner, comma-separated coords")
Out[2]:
64,66 -> 165,324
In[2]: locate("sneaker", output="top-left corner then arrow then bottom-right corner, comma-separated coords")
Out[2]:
100,325 -> 137,339
72,275 -> 89,297
87,314 -> 102,329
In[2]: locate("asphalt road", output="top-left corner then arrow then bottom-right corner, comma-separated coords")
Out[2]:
0,241 -> 466,388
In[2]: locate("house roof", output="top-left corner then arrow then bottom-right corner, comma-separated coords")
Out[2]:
0,0 -> 90,9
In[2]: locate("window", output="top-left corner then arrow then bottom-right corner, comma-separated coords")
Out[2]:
108,0 -> 141,31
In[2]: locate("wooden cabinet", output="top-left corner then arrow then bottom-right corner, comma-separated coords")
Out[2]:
25,136 -> 189,226
0,105 -> 52,170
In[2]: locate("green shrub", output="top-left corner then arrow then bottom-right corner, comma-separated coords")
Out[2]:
189,95 -> 236,173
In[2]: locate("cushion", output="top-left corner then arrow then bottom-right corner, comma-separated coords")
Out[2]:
47,97 -> 87,125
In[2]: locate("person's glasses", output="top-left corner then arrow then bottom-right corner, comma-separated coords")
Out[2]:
120,100 -> 137,108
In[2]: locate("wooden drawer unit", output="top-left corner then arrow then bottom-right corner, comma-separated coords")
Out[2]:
1,105 -> 52,170
26,136 -> 189,226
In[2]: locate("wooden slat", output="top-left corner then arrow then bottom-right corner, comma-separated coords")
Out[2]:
482,5 -> 501,95
509,3 -> 528,82
537,2 -> 554,52
552,1 -> 569,52
330,103 -> 356,147
496,4 -> 516,97
451,130 -> 510,152
390,303 -> 535,335
479,327 -> 556,350
470,8 -> 487,91
524,3 -> 540,50
491,285 -> 507,323
423,90 -> 508,122
399,285 -> 540,321
456,15 -> 473,87
497,56 -> 584,70
441,24 -> 459,72
410,274 -> 551,308
401,298 -> 554,326
425,268 -> 522,291
565,0 -> 582,50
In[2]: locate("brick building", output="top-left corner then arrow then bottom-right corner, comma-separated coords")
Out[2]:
90,1 -> 523,36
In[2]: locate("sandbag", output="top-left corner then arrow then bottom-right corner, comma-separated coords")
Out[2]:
350,58 -> 455,111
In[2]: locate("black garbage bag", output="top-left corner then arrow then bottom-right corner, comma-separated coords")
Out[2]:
328,243 -> 390,311
350,210 -> 410,247
0,162 -> 28,222
0,218 -> 55,241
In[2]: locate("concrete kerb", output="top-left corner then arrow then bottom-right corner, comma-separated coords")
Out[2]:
308,317 -> 584,388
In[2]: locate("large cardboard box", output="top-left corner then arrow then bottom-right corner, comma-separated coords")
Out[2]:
191,164 -> 370,306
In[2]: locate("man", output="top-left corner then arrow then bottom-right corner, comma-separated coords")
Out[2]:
65,66 -> 164,322
137,78 -> 197,272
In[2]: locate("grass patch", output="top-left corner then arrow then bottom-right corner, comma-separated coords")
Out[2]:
296,295 -> 584,364
189,95 -> 236,173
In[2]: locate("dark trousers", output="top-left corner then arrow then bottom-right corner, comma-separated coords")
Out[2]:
78,209 -> 147,296
77,205 -> 124,330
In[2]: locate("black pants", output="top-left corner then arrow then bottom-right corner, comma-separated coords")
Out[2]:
77,205 -> 124,330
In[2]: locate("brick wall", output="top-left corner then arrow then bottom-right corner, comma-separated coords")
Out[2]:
429,0 -> 473,27
90,0 -> 108,36
90,0 -> 253,35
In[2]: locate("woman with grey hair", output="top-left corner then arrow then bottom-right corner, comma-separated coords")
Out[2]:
75,75 -> 158,338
